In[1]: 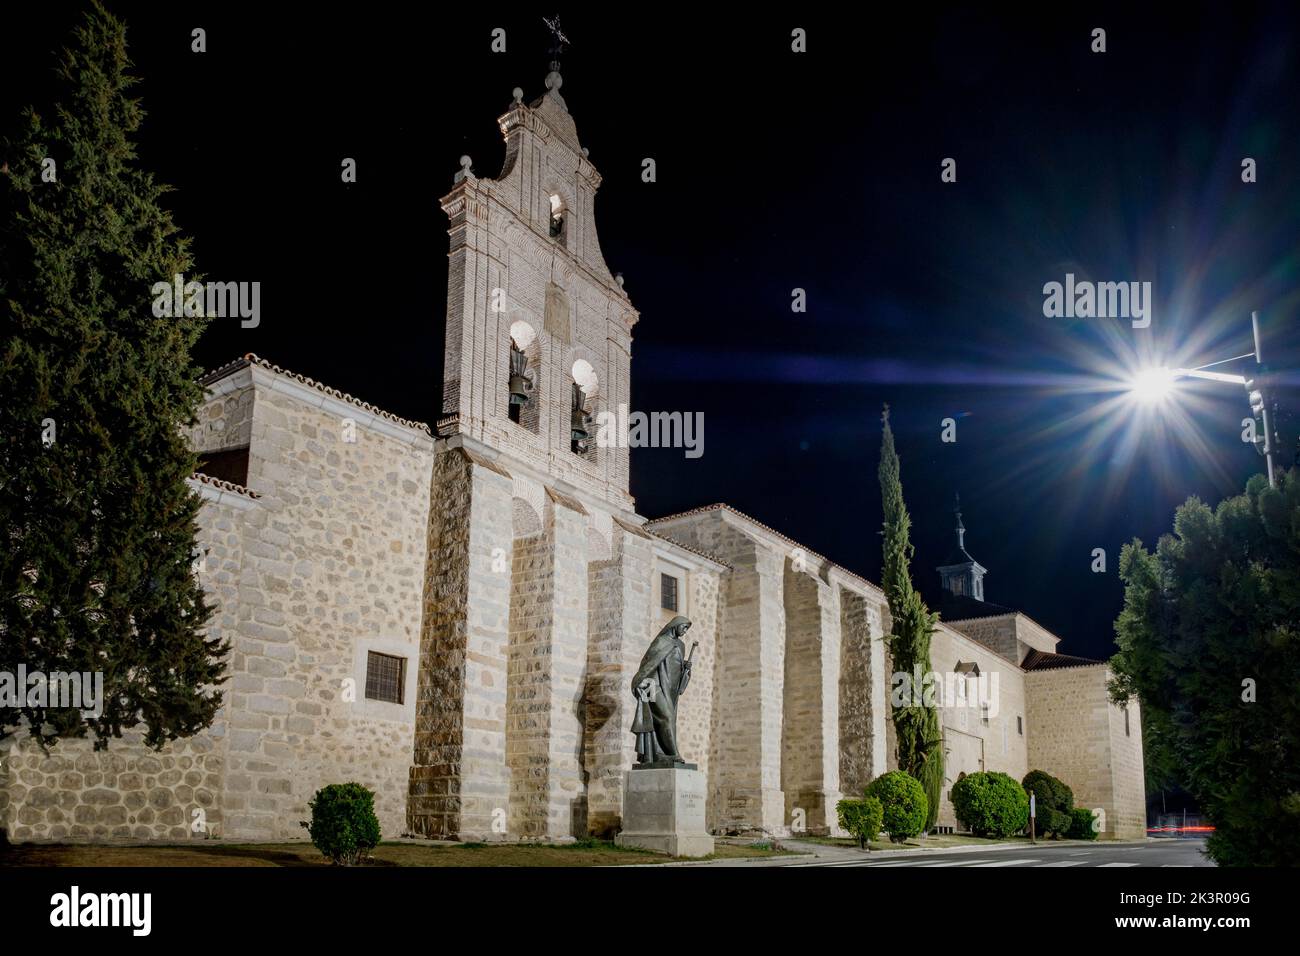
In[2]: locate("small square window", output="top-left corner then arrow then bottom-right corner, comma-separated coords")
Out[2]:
365,651 -> 405,704
980,704 -> 990,726
660,573 -> 679,612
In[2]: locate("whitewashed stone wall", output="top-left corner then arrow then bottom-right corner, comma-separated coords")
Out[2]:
929,623 -> 1028,830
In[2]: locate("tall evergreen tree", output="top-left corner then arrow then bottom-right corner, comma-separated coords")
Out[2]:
1110,470 -> 1300,866
878,406 -> 943,828
0,2 -> 226,751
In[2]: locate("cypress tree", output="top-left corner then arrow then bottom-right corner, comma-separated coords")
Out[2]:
0,2 -> 227,751
878,406 -> 943,829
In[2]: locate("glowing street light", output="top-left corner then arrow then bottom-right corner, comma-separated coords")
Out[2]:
1127,311 -> 1280,486
1129,366 -> 1178,404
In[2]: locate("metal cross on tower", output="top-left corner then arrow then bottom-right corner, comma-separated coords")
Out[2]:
543,14 -> 570,63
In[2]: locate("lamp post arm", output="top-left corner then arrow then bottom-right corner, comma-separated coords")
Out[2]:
1172,368 -> 1249,386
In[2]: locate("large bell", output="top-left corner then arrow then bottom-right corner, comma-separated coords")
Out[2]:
509,343 -> 532,407
570,381 -> 591,451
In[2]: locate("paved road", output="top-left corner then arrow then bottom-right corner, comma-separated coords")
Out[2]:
782,838 -> 1212,868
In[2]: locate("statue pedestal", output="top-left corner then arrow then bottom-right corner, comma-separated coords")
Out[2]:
616,767 -> 714,858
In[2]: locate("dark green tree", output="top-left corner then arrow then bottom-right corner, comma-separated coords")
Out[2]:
1022,768 -> 1073,838
0,2 -> 226,751
1109,471 -> 1300,866
878,407 -> 943,829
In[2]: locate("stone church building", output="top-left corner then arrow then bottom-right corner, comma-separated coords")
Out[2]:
0,65 -> 1145,845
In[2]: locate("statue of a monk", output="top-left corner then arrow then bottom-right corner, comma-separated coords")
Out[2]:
630,616 -> 696,767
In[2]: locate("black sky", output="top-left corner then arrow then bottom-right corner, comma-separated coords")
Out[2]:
4,2 -> 1299,660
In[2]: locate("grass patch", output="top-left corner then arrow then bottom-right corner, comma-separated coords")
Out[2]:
0,838 -> 792,868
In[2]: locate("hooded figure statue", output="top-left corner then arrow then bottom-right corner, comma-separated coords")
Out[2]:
630,615 -> 695,767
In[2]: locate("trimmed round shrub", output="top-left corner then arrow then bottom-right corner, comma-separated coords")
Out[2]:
1066,806 -> 1101,840
836,796 -> 884,849
866,771 -> 928,842
950,771 -> 1030,838
1022,769 -> 1074,838
300,782 -> 382,865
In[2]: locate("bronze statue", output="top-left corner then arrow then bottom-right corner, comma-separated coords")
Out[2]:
630,616 -> 697,768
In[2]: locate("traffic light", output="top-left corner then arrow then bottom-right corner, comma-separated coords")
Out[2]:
1244,378 -> 1269,456
1243,368 -> 1281,482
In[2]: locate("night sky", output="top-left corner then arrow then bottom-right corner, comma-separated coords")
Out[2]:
4,3 -> 1299,661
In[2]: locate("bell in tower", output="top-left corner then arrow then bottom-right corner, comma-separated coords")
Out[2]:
508,341 -> 533,422
570,380 -> 592,453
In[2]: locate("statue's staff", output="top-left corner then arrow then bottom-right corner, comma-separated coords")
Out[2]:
677,641 -> 698,695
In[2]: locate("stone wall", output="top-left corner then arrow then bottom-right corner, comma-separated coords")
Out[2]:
945,611 -> 1060,665
837,589 -> 873,799
942,613 -> 1020,661
781,562 -> 844,834
1025,663 -> 1146,839
221,375 -> 434,841
836,588 -> 889,798
669,515 -> 787,834
1107,693 -> 1146,840
0,737 -> 225,843
504,490 -> 588,840
583,522 -> 653,836
0,469 -> 250,843
409,446 -> 512,841
675,563 -> 719,788
190,377 -> 255,454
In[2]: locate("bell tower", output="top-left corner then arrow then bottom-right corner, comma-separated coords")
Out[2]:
435,36 -> 638,512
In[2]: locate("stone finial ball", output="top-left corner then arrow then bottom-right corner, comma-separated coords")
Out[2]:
512,87 -> 523,102
459,155 -> 472,169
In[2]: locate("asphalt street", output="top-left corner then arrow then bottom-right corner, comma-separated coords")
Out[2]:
781,838 -> 1213,868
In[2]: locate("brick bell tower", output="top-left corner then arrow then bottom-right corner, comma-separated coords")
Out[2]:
434,43 -> 638,513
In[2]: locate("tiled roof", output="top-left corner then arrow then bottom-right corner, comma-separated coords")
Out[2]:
201,354 -> 433,435
187,472 -> 261,499
647,531 -> 732,571
1021,648 -> 1105,671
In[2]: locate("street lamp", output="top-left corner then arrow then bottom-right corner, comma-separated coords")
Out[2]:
1128,311 -> 1281,486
